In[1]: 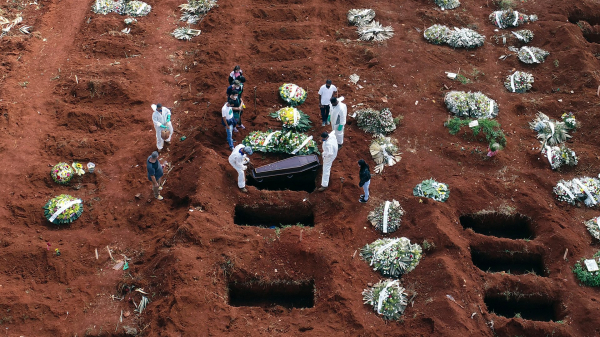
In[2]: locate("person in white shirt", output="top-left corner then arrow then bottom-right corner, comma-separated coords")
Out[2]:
228,145 -> 253,193
151,103 -> 173,151
329,96 -> 347,148
222,100 -> 235,150
317,132 -> 339,192
318,79 -> 338,127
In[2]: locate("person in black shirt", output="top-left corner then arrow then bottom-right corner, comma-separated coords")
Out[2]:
358,159 -> 371,203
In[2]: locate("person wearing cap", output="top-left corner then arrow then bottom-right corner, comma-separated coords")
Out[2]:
228,144 -> 253,193
329,96 -> 347,148
317,132 -> 339,192
358,159 -> 371,203
227,80 -> 244,98
147,151 -> 164,200
318,79 -> 338,126
151,103 -> 173,152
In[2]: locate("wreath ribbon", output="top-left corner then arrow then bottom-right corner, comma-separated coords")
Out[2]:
573,178 -> 598,205
371,238 -> 401,266
557,182 -> 575,200
382,201 -> 391,233
49,199 -> 82,222
377,280 -> 398,314
523,46 -> 539,63
291,136 -> 313,155
510,73 -> 516,92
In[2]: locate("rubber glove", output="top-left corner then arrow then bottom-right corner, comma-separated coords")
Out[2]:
166,114 -> 171,123
327,115 -> 331,123
337,124 -> 343,131
242,165 -> 247,171
160,125 -> 167,129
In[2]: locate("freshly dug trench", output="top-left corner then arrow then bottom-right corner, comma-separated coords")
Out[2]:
460,213 -> 534,240
228,280 -> 315,309
234,203 -> 314,227
471,247 -> 546,276
484,294 -> 560,322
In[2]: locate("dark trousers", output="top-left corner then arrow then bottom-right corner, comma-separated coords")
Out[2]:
320,105 -> 330,123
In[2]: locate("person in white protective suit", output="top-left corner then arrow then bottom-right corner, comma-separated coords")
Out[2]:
329,96 -> 347,148
228,145 -> 253,193
151,103 -> 173,151
317,132 -> 338,192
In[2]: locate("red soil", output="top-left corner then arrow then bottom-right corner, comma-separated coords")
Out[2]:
1,0 -> 600,335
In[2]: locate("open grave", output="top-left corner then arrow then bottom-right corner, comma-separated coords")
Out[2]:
471,247 -> 546,276
484,294 -> 560,322
228,280 -> 315,309
234,203 -> 314,228
460,213 -> 535,240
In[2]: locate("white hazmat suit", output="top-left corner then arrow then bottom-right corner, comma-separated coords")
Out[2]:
229,144 -> 249,188
321,135 -> 339,188
329,97 -> 347,145
151,104 -> 173,151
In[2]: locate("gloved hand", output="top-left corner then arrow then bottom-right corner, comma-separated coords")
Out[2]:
160,125 -> 167,129
242,165 -> 247,171
337,124 -> 343,131
166,115 -> 171,123
243,157 -> 250,164
327,115 -> 331,123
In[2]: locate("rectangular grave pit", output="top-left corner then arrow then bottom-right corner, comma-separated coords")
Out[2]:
484,294 -> 560,322
234,203 -> 314,228
228,280 -> 315,309
460,213 -> 535,240
471,247 -> 546,276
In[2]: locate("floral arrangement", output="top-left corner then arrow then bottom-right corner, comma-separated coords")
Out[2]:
51,162 -> 74,184
279,83 -> 307,106
585,216 -> 600,240
562,112 -> 577,130
553,177 -> 600,207
370,136 -> 401,174
573,255 -> 600,287
413,179 -> 450,202
446,117 -> 507,150
360,238 -> 423,278
269,107 -> 312,132
347,9 -> 376,26
72,162 -> 85,175
489,9 -> 537,29
92,0 -> 151,17
179,0 -> 217,24
541,144 -> 578,170
123,1 -> 151,17
517,46 -> 549,64
529,112 -> 571,146
356,108 -> 397,135
51,162 -> 85,184
444,91 -> 499,119
171,27 -> 201,40
362,279 -> 408,320
43,194 -> 84,225
504,71 -> 534,93
424,24 -> 450,45
424,25 -> 484,48
512,29 -> 534,43
446,27 -> 485,49
358,21 -> 394,42
367,200 -> 404,234
242,130 -> 319,155
434,0 -> 460,10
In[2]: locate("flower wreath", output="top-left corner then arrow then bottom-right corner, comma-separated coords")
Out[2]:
44,194 -> 84,225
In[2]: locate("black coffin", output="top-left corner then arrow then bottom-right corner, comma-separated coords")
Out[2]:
249,155 -> 320,192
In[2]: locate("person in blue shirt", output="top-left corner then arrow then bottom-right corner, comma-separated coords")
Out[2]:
147,151 -> 164,200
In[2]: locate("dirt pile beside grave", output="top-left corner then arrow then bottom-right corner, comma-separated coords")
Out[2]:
0,0 -> 599,335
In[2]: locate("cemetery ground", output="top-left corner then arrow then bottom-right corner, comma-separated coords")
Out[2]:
0,0 -> 600,335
